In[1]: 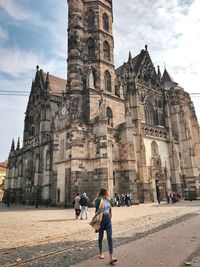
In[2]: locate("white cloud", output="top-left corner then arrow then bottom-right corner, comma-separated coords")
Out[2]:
0,47 -> 40,76
0,46 -> 66,79
0,25 -> 8,40
0,0 -> 31,21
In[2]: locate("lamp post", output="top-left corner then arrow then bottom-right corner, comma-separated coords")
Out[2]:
7,187 -> 11,207
35,185 -> 39,208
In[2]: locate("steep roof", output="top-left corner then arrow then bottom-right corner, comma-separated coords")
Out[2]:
42,72 -> 67,95
115,48 -> 153,77
0,166 -> 6,172
115,55 -> 139,75
161,69 -> 176,83
0,160 -> 7,168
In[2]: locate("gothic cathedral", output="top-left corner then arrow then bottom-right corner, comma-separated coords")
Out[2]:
5,0 -> 200,205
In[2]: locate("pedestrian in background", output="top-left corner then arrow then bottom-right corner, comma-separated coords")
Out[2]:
80,192 -> 89,220
125,193 -> 131,207
94,193 -> 101,213
97,188 -> 117,264
73,192 -> 81,219
167,192 -> 170,204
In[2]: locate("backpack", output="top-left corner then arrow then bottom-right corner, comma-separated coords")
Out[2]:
80,195 -> 88,206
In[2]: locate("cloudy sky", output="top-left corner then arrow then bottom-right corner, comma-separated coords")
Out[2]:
0,0 -> 200,162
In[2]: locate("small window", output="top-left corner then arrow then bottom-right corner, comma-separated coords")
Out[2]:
87,38 -> 95,59
103,13 -> 109,31
105,70 -> 112,92
103,41 -> 110,60
107,107 -> 113,127
113,171 -> 115,186
87,10 -> 95,29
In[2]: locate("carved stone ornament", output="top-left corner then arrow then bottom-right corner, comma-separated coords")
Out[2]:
87,66 -> 95,89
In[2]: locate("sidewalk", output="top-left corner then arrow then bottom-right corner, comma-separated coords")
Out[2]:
73,214 -> 200,267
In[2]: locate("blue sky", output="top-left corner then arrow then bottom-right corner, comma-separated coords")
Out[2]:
0,0 -> 200,162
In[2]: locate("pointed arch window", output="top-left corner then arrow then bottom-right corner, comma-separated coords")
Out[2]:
103,13 -> 109,31
144,98 -> 158,126
107,107 -> 113,127
105,70 -> 112,92
103,41 -> 110,60
87,38 -> 95,60
87,10 -> 95,29
145,105 -> 155,125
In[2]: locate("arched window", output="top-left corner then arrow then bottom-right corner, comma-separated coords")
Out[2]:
103,41 -> 110,60
87,38 -> 95,59
103,13 -> 109,31
87,10 -> 95,29
107,107 -> 113,127
144,98 -> 157,125
145,105 -> 153,125
105,70 -> 112,92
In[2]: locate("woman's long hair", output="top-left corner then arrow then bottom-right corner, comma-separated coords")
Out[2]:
98,188 -> 108,198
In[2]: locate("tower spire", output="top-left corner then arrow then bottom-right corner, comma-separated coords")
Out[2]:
11,138 -> 15,152
128,51 -> 133,71
128,51 -> 132,61
16,137 -> 20,150
45,72 -> 50,90
157,65 -> 161,81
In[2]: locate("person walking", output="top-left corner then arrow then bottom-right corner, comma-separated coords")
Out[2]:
97,188 -> 117,264
74,192 -> 81,219
94,193 -> 101,213
167,192 -> 170,204
80,192 -> 89,220
125,193 -> 131,207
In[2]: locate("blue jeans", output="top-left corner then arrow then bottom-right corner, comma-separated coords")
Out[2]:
98,213 -> 113,254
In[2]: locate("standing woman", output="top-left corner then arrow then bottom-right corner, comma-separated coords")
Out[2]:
74,192 -> 81,219
97,188 -> 117,264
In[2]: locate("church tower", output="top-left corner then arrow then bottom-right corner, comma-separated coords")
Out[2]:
67,0 -> 84,91
67,0 -> 114,92
82,0 -> 115,93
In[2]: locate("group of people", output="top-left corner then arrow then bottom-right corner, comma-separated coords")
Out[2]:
73,192 -> 89,220
114,193 -> 132,207
167,192 -> 181,204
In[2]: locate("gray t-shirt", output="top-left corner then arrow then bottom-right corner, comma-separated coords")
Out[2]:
74,196 -> 81,209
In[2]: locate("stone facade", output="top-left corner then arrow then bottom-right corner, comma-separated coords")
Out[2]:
5,0 -> 200,205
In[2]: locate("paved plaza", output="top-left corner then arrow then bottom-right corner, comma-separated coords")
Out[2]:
0,201 -> 200,266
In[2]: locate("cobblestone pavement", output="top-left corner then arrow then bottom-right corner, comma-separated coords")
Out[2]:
0,201 -> 200,266
181,248 -> 200,267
